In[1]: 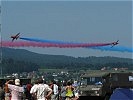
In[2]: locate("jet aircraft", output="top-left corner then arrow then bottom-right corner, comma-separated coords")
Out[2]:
111,40 -> 119,47
11,33 -> 20,42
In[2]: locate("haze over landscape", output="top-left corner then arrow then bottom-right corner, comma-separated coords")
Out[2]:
1,0 -> 132,58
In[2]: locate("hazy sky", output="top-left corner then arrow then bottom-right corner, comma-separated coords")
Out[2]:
1,0 -> 132,58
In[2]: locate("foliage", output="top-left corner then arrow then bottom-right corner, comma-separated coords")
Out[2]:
0,47 -> 132,74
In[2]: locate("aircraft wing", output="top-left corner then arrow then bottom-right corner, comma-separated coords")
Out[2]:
16,33 -> 20,36
12,38 -> 15,42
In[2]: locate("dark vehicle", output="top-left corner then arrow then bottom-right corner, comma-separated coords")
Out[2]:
79,70 -> 133,99
102,72 -> 133,96
79,71 -> 108,97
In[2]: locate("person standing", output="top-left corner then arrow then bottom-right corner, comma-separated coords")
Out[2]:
5,79 -> 24,100
50,80 -> 59,100
65,81 -> 75,100
4,80 -> 12,100
0,84 -> 5,100
30,78 -> 52,100
30,80 -> 39,100
60,82 -> 67,100
24,82 -> 32,100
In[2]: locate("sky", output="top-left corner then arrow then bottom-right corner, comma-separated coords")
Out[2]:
1,0 -> 132,58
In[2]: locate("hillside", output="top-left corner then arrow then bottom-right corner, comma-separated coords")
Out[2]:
1,47 -> 133,70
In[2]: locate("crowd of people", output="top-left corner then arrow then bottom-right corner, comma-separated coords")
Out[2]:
0,78 -> 79,100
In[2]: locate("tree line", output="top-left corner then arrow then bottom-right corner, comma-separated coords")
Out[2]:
0,57 -> 133,74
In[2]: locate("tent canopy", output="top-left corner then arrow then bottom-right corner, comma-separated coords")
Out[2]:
110,88 -> 133,100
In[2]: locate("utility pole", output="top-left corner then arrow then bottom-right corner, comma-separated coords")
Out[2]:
0,2 -> 3,77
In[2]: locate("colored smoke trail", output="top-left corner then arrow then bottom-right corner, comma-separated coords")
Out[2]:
20,37 -> 113,46
91,46 -> 133,53
1,41 -> 113,48
20,37 -> 73,44
1,41 -> 132,53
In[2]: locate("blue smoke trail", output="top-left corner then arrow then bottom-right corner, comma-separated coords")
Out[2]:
20,37 -> 133,53
20,37 -> 113,45
91,46 -> 133,53
20,37 -> 77,44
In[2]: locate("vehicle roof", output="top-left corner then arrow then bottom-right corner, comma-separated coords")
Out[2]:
81,70 -> 109,77
81,70 -> 133,78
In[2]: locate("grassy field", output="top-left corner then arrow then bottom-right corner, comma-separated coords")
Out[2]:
38,68 -> 68,73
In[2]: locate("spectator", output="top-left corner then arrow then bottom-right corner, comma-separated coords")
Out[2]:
60,82 -> 67,100
4,80 -> 12,100
24,82 -> 32,100
50,80 -> 59,100
30,78 -> 52,100
5,79 -> 24,100
0,84 -> 4,100
65,81 -> 75,100
30,80 -> 38,100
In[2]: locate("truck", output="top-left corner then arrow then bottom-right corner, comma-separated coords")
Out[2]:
79,70 -> 133,100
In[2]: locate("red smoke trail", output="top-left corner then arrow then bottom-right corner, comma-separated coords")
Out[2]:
1,41 -> 113,48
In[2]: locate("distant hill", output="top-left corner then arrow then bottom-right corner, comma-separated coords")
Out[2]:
1,47 -> 133,70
